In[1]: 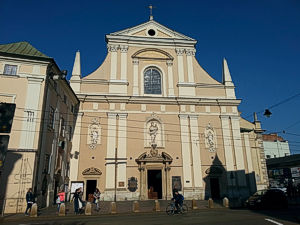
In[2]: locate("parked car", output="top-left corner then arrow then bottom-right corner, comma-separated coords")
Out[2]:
270,187 -> 287,194
246,189 -> 288,209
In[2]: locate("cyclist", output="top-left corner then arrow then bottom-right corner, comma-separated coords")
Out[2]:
172,190 -> 184,213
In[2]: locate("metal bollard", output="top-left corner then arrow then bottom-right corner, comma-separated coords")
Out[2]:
154,200 -> 160,212
133,201 -> 140,213
111,202 -> 117,214
30,203 -> 38,217
85,202 -> 92,215
223,197 -> 229,208
192,199 -> 198,209
208,198 -> 214,209
59,203 -> 65,216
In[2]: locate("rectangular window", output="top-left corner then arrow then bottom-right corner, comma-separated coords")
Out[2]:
60,117 -> 65,137
3,64 -> 17,75
63,95 -> 67,104
69,126 -> 73,141
48,107 -> 55,129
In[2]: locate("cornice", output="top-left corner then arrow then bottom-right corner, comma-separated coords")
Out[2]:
106,35 -> 197,47
76,94 -> 241,106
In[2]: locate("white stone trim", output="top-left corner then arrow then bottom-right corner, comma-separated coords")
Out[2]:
117,113 -> 128,188
186,50 -> 195,83
132,58 -> 139,96
176,48 -> 185,83
231,116 -> 246,186
166,60 -> 175,96
19,77 -> 44,149
243,133 -> 253,173
120,46 -> 128,81
179,114 -> 192,188
189,115 -> 203,187
0,93 -> 16,103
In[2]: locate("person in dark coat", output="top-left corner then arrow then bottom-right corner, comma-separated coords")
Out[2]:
171,190 -> 184,212
25,188 -> 34,216
72,188 -> 84,214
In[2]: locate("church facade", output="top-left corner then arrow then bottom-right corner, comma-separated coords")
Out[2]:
69,18 -> 268,201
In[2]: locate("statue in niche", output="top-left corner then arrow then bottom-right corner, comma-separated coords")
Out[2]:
205,123 -> 217,152
149,121 -> 158,145
90,130 -> 99,145
88,118 -> 101,150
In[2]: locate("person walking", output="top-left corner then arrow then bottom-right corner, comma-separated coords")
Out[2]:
25,188 -> 34,216
93,188 -> 101,211
72,188 -> 83,215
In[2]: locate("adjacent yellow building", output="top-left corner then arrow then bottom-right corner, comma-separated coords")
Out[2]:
0,42 -> 79,213
69,18 -> 268,201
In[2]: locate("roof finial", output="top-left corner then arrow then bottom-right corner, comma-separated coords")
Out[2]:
148,4 -> 155,20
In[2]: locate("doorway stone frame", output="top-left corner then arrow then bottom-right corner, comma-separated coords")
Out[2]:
136,151 -> 172,200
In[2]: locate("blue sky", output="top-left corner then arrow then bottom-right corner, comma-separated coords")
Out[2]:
1,0 -> 300,153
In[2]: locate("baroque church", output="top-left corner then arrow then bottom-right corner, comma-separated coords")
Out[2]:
69,16 -> 268,201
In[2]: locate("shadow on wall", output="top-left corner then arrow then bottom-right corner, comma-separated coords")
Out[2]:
203,154 -> 257,201
0,152 -> 22,214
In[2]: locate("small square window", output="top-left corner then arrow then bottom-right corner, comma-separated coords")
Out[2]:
63,95 -> 67,104
3,64 -> 17,75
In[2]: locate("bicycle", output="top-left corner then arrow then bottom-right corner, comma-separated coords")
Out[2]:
166,201 -> 188,215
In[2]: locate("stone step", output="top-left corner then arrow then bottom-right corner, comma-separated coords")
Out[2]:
37,199 -> 225,216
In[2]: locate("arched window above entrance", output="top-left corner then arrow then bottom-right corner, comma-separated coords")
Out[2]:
144,67 -> 162,95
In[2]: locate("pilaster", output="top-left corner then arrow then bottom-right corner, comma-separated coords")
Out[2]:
176,48 -> 185,83
107,44 -> 118,80
189,115 -> 203,188
19,77 -> 44,149
186,49 -> 195,83
120,45 -> 128,81
117,113 -> 128,188
220,115 -> 235,185
105,113 -> 117,189
69,112 -> 84,184
231,116 -> 246,186
179,114 -> 192,188
166,60 -> 175,96
132,58 -> 139,96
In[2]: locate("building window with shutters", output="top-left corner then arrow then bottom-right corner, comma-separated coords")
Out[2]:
3,64 -> 17,75
144,67 -> 162,95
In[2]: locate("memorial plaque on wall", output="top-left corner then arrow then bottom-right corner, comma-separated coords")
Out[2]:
172,176 -> 182,191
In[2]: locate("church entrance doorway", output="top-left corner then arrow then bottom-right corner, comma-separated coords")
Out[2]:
147,170 -> 162,199
86,180 -> 97,201
210,178 -> 220,199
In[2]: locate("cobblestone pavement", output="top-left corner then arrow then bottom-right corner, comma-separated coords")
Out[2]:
1,208 -> 300,225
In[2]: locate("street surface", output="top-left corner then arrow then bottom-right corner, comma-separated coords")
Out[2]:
1,208 -> 300,225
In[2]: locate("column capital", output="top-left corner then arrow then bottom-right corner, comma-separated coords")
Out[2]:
107,44 -> 119,52
118,113 -> 128,119
107,112 -> 118,118
166,60 -> 173,66
185,49 -> 196,56
189,114 -> 199,119
230,115 -> 240,120
27,77 -> 44,83
120,45 -> 129,53
219,115 -> 230,120
76,112 -> 84,117
175,48 -> 185,56
132,58 -> 139,65
178,114 -> 189,119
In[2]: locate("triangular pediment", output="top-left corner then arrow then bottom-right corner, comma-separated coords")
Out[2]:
109,20 -> 195,41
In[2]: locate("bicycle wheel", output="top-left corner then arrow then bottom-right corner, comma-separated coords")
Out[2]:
166,204 -> 175,215
181,204 -> 188,214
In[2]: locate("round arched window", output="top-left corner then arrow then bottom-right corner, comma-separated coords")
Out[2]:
144,68 -> 162,94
